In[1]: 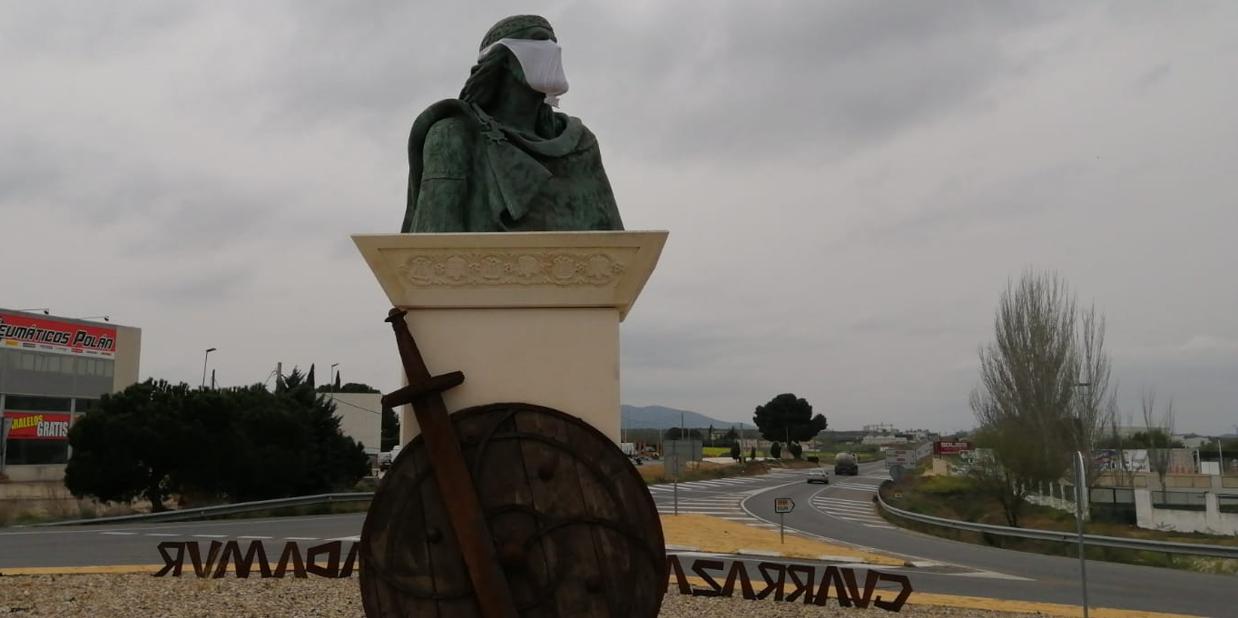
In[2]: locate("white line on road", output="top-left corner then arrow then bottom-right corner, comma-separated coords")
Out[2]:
100,532 -> 136,536
812,497 -> 872,505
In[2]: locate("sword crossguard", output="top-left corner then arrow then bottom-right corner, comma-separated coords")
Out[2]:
381,371 -> 465,409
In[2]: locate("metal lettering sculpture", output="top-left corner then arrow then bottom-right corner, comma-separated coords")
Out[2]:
152,540 -> 358,579
358,309 -> 666,616
667,555 -> 912,612
401,15 -> 624,233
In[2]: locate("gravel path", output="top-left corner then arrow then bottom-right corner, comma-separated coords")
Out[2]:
0,574 -> 1032,617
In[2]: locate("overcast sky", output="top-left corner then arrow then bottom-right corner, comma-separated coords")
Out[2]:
3,1 -> 1236,434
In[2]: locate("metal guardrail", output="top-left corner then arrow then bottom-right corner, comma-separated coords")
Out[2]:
31,492 -> 375,527
875,490 -> 1238,560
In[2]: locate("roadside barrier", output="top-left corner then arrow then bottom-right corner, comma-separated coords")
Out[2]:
30,492 -> 375,527
874,484 -> 1238,560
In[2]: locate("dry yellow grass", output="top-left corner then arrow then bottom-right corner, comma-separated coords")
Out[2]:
660,514 -> 902,565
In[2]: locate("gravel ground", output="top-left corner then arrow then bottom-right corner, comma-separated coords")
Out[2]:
0,574 -> 1033,617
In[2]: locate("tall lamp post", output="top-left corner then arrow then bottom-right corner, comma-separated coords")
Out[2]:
201,347 -> 217,388
1071,381 -> 1092,618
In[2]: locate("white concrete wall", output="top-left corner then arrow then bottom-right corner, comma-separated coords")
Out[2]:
320,393 -> 382,455
1135,488 -> 1238,535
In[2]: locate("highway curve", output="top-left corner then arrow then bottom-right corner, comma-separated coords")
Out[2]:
742,460 -> 1236,616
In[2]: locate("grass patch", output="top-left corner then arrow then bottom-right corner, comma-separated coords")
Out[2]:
881,475 -> 1238,575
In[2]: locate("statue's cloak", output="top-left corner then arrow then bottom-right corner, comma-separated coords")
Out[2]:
401,100 -> 623,233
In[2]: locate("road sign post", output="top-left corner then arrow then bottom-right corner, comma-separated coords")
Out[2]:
774,497 -> 795,544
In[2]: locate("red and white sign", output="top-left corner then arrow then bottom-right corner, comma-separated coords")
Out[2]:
2,412 -> 71,440
0,312 -> 116,359
934,440 -> 973,456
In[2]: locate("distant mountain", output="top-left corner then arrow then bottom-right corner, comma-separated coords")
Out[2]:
621,404 -> 734,430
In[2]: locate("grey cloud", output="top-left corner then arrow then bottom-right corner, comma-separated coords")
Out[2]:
3,1 -> 1238,435
134,261 -> 254,305
574,2 -> 1074,163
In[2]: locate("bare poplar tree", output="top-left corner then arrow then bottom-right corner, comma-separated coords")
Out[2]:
971,270 -> 1081,526
1072,306 -> 1118,489
1141,388 -> 1175,501
1108,410 -> 1132,489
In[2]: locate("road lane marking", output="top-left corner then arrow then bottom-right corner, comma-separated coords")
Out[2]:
100,532 -> 136,536
812,502 -> 873,511
812,496 -> 871,505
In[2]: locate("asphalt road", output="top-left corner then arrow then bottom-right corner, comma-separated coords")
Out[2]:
0,511 -> 367,569
0,470 -> 807,570
743,460 -> 1236,616
2,463 -> 1233,616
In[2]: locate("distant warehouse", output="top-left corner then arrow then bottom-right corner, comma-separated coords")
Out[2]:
0,309 -> 141,482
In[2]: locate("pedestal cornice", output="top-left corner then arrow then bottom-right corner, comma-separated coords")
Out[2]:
352,231 -> 667,321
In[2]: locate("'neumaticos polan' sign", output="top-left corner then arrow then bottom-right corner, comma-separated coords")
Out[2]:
0,313 -> 116,358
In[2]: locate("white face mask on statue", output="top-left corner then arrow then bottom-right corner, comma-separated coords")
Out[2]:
480,38 -> 569,107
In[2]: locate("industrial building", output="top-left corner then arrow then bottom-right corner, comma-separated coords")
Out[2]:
0,309 -> 141,482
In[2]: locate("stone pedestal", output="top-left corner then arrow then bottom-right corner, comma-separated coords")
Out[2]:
353,231 -> 667,444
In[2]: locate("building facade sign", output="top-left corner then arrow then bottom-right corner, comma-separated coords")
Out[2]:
2,411 -> 71,440
0,312 -> 116,359
933,440 -> 973,456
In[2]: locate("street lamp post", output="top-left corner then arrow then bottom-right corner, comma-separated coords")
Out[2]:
201,347 -> 217,388
1071,381 -> 1092,618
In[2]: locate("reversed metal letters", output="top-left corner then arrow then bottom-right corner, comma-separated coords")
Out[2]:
667,555 -> 912,612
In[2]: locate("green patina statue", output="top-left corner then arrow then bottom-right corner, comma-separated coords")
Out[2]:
401,15 -> 624,233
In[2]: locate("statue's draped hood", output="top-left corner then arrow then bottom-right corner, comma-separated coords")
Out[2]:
479,15 -> 555,50
402,99 -> 608,232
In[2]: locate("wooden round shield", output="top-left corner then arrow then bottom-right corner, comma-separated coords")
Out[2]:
360,403 -> 667,617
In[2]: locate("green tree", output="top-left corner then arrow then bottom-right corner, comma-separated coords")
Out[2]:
65,380 -> 190,512
381,406 -> 401,451
67,370 -> 370,509
276,369 -> 370,497
752,393 -> 827,459
317,382 -> 381,394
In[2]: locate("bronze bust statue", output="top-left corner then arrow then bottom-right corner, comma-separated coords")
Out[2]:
401,15 -> 624,233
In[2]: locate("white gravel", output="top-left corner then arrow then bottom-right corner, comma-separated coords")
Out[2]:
0,574 -> 1033,617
